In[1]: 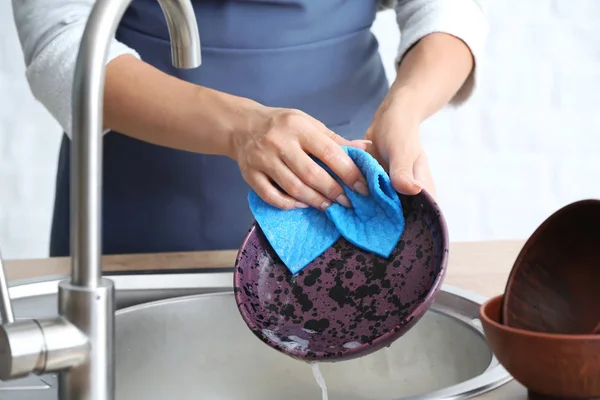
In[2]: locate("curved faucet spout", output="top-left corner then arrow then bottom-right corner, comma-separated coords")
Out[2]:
158,0 -> 203,69
63,1 -> 200,399
70,0 -> 201,288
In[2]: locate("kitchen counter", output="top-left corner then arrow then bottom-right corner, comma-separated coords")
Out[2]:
4,240 -> 529,399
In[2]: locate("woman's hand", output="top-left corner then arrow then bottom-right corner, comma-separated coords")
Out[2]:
364,96 -> 436,197
101,56 -> 368,211
230,106 -> 370,211
364,31 -> 479,199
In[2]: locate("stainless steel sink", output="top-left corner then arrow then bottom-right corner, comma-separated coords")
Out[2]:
0,271 -> 511,399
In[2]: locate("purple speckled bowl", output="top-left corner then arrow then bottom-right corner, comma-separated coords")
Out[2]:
233,190 -> 449,363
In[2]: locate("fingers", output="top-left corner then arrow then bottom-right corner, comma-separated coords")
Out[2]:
413,153 -> 436,198
365,141 -> 387,170
238,108 -> 373,211
304,130 -> 369,196
269,159 -> 348,210
348,139 -> 372,150
388,145 -> 423,196
325,130 -> 369,149
279,146 -> 353,208
325,128 -> 373,151
329,133 -> 371,151
246,172 -> 309,210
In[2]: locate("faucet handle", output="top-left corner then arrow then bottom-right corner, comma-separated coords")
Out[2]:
0,248 -> 15,324
0,248 -> 89,381
0,320 -> 46,379
0,247 -> 45,380
0,316 -> 89,380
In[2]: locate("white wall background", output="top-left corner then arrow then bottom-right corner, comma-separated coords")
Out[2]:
1,0 -> 600,260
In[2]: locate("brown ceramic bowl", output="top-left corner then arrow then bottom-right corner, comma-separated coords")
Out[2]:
481,295 -> 600,399
503,199 -> 600,334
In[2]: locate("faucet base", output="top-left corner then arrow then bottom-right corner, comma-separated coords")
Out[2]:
58,279 -> 115,400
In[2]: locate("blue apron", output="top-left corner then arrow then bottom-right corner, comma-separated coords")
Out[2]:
49,0 -> 389,256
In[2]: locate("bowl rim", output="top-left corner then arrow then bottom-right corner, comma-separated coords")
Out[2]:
482,294 -> 600,341
502,198 -> 600,327
233,189 -> 450,361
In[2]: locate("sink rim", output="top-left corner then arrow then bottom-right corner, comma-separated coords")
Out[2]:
7,273 -> 512,400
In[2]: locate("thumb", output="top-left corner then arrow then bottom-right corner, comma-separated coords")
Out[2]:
388,146 -> 423,196
413,152 -> 436,199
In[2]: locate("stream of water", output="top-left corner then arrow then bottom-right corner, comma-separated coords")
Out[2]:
311,363 -> 329,400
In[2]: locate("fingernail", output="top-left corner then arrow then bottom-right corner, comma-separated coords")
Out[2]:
295,202 -> 309,208
320,200 -> 332,211
353,180 -> 369,196
413,180 -> 424,189
349,140 -> 371,149
336,194 -> 352,208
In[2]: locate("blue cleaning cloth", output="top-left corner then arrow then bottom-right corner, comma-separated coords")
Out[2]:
248,147 -> 405,274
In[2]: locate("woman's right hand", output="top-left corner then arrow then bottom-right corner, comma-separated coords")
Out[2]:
230,106 -> 370,211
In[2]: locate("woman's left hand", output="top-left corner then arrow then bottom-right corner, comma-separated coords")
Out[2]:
364,97 -> 436,198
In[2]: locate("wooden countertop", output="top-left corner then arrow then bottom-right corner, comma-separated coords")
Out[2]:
4,240 -> 529,399
5,240 -> 523,298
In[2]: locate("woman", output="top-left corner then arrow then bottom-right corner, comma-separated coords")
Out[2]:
12,0 -> 487,256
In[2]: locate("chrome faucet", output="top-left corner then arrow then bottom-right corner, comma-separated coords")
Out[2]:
0,0 -> 201,398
